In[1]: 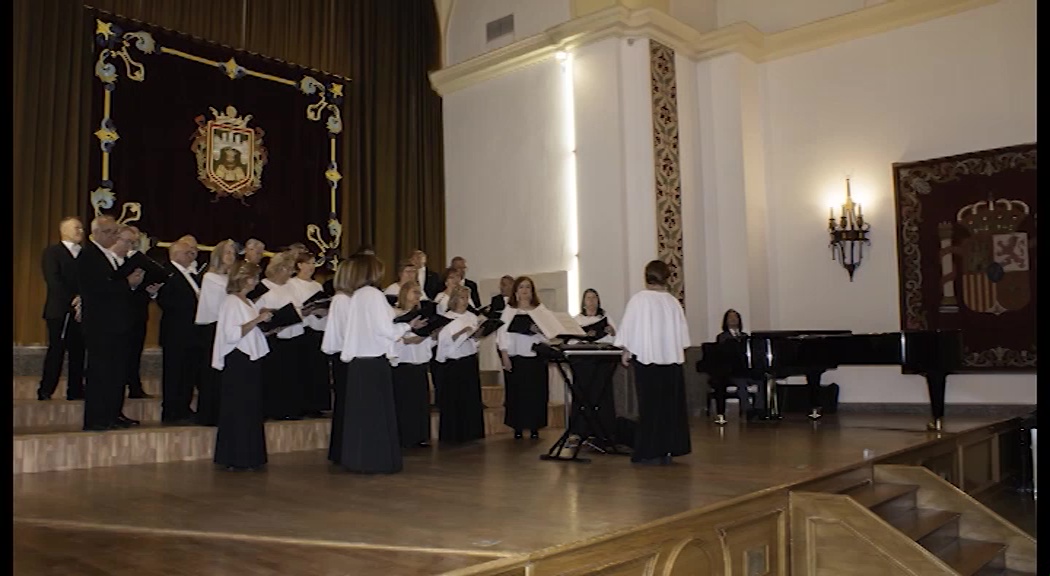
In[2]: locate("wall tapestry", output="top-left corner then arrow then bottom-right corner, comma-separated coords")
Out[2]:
894,143 -> 1037,372
86,8 -> 346,265
649,40 -> 684,308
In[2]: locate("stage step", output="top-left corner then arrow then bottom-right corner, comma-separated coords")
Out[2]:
842,481 -> 918,510
876,507 -> 960,542
13,404 -> 565,474
13,376 -> 161,400
921,536 -> 1007,576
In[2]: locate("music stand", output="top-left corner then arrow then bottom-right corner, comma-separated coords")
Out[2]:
540,352 -> 628,463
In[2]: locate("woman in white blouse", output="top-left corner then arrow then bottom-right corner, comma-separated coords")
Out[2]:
435,286 -> 485,443
390,280 -> 434,448
212,261 -> 273,472
496,276 -> 550,440
326,253 -> 425,474
614,260 -> 691,466
571,288 -> 619,445
433,267 -> 462,315
384,260 -> 427,302
194,238 -> 237,426
288,251 -> 331,418
255,252 -> 306,420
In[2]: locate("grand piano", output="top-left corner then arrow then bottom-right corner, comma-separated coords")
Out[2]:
696,329 -> 963,430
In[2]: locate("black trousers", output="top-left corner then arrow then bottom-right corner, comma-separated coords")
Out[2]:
161,340 -> 201,422
84,331 -> 129,429
125,313 -> 148,395
38,316 -> 84,400
196,323 -> 221,426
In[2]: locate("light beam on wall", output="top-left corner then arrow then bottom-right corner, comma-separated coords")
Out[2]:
559,51 -> 580,316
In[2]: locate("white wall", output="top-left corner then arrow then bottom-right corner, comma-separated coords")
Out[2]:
761,0 -> 1037,403
446,0 -> 571,66
670,0 -> 718,33
443,59 -> 572,285
717,0 -> 885,33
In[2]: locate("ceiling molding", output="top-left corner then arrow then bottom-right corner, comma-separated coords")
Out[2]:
429,0 -> 1000,96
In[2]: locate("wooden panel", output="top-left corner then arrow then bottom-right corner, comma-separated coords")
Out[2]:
788,492 -> 956,576
874,464 -> 1037,573
962,438 -> 994,494
716,510 -> 786,576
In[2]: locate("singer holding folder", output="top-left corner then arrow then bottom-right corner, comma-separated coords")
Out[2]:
254,253 -> 306,420
435,286 -> 486,443
193,239 -> 237,426
212,261 -> 272,471
496,276 -> 550,440
326,254 -> 426,474
289,252 -> 332,417
390,281 -> 435,448
571,289 -> 619,443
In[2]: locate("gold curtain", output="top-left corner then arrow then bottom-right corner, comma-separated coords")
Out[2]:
12,0 -> 445,345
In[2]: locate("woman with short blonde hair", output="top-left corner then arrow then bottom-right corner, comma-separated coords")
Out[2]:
194,238 -> 240,426
256,250 -> 306,421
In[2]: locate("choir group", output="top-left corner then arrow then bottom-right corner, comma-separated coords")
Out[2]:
39,215 -> 694,474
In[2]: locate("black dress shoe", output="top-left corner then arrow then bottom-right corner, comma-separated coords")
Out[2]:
128,392 -> 154,399
37,393 -> 51,401
529,430 -> 540,440
117,415 -> 140,426
513,430 -> 523,440
66,395 -> 84,401
416,441 -> 431,448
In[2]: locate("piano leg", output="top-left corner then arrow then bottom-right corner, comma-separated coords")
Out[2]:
806,371 -> 823,420
925,371 -> 947,431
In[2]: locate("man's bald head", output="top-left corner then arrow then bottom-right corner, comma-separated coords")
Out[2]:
169,241 -> 196,267
90,216 -> 119,249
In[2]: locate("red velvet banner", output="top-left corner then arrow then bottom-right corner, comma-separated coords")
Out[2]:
894,144 -> 1037,372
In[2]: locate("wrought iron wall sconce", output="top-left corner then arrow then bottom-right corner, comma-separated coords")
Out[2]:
828,178 -> 871,281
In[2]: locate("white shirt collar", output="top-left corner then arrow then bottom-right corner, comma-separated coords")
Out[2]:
172,261 -> 201,295
91,239 -> 119,268
61,240 -> 81,258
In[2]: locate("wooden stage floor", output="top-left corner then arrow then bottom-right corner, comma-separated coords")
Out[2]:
12,411 -> 1029,575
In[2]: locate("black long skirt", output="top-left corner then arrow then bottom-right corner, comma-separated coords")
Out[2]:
214,350 -> 267,469
631,361 -> 691,461
195,323 -> 221,426
302,328 -> 332,413
504,355 -> 549,431
430,358 -> 447,407
392,362 -> 431,447
568,357 -> 617,441
439,354 -> 485,443
262,336 -> 302,419
328,357 -> 347,462
331,356 -> 402,474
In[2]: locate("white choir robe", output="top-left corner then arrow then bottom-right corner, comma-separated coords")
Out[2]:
256,280 -> 305,340
434,291 -> 451,315
212,295 -> 270,370
288,277 -> 327,331
335,286 -> 412,362
614,290 -> 690,365
390,309 -> 435,367
320,293 -> 352,355
436,311 -> 480,363
574,313 -> 616,344
496,305 -> 548,357
195,272 -> 228,325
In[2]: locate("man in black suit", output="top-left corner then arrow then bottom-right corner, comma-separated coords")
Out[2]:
450,256 -> 482,308
156,241 -> 202,424
410,249 -> 442,300
120,226 -> 153,399
38,217 -> 86,401
78,219 -> 162,431
488,275 -> 514,315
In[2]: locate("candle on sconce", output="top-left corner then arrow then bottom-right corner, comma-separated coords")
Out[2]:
857,204 -> 863,219
830,207 -> 834,220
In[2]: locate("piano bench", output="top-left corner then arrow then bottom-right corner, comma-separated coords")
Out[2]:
704,385 -> 758,417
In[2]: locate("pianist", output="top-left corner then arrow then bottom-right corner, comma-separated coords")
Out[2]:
571,289 -> 619,443
715,309 -> 766,420
615,261 -> 691,466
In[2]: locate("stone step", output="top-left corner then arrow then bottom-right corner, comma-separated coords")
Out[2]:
13,404 -> 565,474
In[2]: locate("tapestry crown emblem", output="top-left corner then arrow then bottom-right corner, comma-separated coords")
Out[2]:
956,196 -> 1030,235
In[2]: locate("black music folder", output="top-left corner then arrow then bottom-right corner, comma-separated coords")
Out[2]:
258,302 -> 301,333
111,252 -> 173,286
420,300 -> 438,316
507,314 -> 535,335
579,317 -> 609,341
301,291 -> 332,313
411,315 -> 453,337
247,282 -> 270,302
386,294 -> 399,307
321,278 -> 335,296
473,318 -> 503,339
393,308 -> 423,324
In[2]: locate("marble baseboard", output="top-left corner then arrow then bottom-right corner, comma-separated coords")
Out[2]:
13,346 -> 163,379
837,403 -> 1036,417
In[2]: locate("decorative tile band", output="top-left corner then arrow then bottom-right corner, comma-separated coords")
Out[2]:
649,41 -> 684,307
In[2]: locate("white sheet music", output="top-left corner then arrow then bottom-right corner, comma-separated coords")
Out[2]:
527,308 -> 585,339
